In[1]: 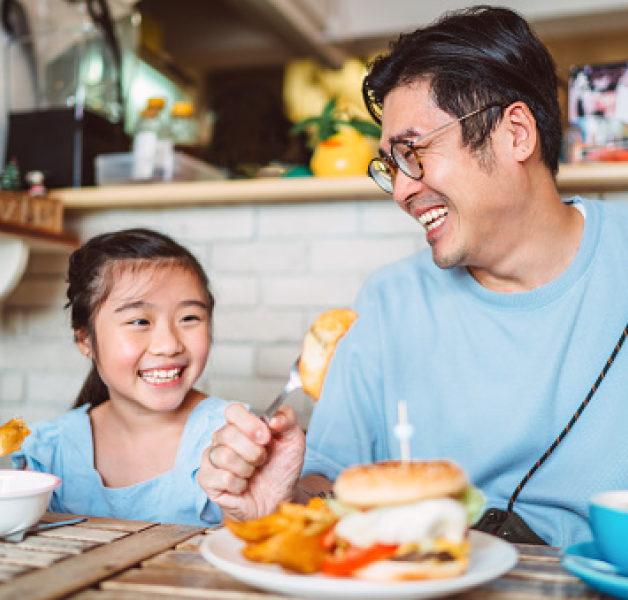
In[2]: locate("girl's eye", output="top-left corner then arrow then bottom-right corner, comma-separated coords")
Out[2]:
129,318 -> 150,326
181,314 -> 202,323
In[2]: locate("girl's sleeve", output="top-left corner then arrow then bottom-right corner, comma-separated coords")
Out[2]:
12,420 -> 61,473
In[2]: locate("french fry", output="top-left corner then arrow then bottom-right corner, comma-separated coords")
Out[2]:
225,513 -> 292,542
0,417 -> 30,457
227,498 -> 338,574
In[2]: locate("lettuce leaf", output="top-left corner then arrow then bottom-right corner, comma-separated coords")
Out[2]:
456,485 -> 486,525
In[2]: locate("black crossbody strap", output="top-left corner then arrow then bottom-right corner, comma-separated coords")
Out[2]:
507,323 -> 628,513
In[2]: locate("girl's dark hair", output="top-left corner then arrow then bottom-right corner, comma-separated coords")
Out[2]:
66,228 -> 214,409
363,5 -> 562,175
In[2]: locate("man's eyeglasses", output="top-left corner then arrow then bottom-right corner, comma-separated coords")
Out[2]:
367,102 -> 505,194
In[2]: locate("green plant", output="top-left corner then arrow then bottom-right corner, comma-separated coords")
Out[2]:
290,98 -> 381,147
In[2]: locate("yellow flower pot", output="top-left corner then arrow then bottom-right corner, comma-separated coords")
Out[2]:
310,129 -> 373,177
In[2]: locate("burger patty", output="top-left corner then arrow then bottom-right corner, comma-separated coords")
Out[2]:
391,549 -> 456,562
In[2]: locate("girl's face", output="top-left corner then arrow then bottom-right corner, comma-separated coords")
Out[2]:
77,264 -> 211,415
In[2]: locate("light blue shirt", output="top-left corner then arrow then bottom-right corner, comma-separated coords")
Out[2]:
13,398 -> 232,526
303,197 -> 628,547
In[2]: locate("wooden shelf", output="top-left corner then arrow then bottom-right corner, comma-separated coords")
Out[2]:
51,176 -> 388,209
0,224 -> 79,302
0,222 -> 80,252
553,162 -> 628,193
49,164 -> 628,210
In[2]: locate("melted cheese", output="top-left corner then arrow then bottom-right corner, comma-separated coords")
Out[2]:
334,498 -> 467,548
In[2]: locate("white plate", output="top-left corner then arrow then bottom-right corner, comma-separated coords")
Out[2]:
201,529 -> 518,600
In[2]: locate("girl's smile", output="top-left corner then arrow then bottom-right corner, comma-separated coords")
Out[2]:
138,366 -> 185,386
78,263 -> 211,415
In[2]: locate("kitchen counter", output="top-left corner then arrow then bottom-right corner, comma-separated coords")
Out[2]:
49,163 -> 628,210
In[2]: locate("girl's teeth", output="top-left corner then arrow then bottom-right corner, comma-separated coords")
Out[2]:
141,368 -> 182,383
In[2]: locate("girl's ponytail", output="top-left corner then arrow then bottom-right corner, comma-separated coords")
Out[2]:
73,364 -> 108,409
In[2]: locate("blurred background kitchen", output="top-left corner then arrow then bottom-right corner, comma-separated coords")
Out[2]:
2,0 -> 628,445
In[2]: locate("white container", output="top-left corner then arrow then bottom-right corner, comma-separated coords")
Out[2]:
0,470 -> 61,536
96,152 -> 227,185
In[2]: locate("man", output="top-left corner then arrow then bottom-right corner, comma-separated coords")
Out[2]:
197,6 -> 628,547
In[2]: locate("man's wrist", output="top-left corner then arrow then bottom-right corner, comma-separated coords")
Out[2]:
294,474 -> 333,504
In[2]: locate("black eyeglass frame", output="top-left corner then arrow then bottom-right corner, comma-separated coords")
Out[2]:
367,102 -> 507,193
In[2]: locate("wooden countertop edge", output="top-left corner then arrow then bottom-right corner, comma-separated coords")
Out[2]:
47,164 -> 628,210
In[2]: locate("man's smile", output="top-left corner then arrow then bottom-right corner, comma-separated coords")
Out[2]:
418,207 -> 449,232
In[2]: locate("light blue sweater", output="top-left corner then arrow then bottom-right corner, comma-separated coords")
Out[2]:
303,197 -> 628,547
13,398 -> 230,526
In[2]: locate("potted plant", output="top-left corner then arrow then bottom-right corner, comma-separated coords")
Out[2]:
291,98 -> 381,177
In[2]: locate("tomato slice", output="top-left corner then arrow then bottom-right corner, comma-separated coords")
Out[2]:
321,543 -> 399,577
320,525 -> 337,550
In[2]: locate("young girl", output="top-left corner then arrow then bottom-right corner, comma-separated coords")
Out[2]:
13,228 -> 237,526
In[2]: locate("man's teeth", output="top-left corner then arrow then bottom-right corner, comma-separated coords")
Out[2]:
140,368 -> 182,383
418,207 -> 448,232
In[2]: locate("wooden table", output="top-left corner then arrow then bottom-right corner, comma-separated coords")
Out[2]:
0,513 -> 613,599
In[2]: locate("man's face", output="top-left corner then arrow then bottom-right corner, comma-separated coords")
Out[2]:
380,81 -> 516,273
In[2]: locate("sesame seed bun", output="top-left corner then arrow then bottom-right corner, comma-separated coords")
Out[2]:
333,459 -> 468,508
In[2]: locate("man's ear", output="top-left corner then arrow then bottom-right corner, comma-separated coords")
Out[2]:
502,102 -> 537,162
75,329 -> 93,359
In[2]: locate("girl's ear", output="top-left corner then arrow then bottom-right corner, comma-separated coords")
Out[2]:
75,329 -> 93,359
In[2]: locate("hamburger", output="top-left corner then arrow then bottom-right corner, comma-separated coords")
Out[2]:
321,459 -> 484,581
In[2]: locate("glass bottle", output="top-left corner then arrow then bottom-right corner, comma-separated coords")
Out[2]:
132,101 -> 162,180
154,99 -> 175,181
171,100 -> 199,157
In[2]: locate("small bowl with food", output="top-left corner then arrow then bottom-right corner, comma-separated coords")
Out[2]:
0,470 -> 61,536
0,416 -> 57,537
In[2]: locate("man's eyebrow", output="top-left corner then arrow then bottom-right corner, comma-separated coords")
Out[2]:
388,127 -> 423,145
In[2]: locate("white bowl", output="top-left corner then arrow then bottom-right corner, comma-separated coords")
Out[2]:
0,470 -> 61,535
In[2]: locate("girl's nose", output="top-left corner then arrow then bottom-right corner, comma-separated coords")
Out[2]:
150,322 -> 183,355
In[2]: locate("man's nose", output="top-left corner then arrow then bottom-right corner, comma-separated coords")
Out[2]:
393,169 -> 425,211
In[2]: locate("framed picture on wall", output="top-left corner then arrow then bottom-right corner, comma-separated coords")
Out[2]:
567,60 -> 628,161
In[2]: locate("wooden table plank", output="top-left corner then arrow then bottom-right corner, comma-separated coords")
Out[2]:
175,534 -> 208,551
517,544 -> 562,563
0,565 -> 32,583
0,523 -> 203,600
468,574 -> 604,599
142,549 -> 219,572
0,545 -> 68,568
505,561 -> 580,583
102,566 -> 299,599
2,536 -> 99,555
70,591 -> 205,600
37,526 -> 127,544
41,513 -> 156,533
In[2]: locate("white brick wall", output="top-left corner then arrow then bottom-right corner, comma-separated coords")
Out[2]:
0,198 -> 427,429
1,192 -> 616,430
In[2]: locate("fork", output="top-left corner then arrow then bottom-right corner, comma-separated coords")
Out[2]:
1,517 -> 86,543
260,358 -> 303,423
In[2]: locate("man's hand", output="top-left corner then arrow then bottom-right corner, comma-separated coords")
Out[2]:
197,403 -> 306,522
